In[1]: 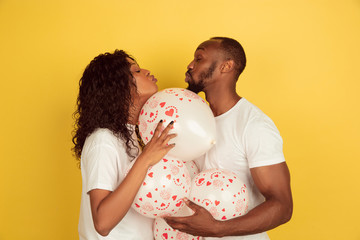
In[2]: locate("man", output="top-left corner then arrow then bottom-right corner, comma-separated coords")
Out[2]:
165,37 -> 293,239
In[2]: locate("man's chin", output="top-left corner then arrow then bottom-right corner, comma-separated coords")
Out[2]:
186,83 -> 202,94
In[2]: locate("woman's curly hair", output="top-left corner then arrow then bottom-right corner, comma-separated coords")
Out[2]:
72,49 -> 138,163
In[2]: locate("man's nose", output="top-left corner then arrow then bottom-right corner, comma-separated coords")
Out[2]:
187,60 -> 194,70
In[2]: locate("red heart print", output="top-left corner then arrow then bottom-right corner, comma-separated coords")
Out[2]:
165,109 -> 174,117
146,192 -> 152,198
166,174 -> 171,180
229,179 -> 233,183
139,198 -> 142,201
148,172 -> 153,178
150,112 -> 154,118
215,200 -> 220,206
160,102 -> 166,108
162,233 -> 168,239
140,109 -> 144,115
206,181 -> 211,186
172,195 -> 177,200
163,159 -> 168,162
135,203 -> 140,208
161,203 -> 165,207
176,201 -> 182,207
179,98 -> 183,101
222,208 -> 225,212
198,178 -> 204,184
222,216 -> 227,220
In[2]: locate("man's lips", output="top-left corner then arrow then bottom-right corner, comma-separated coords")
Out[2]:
185,72 -> 191,82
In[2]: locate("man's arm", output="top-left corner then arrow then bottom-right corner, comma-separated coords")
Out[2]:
165,162 -> 293,237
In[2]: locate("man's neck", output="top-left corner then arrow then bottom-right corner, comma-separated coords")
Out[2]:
204,87 -> 241,117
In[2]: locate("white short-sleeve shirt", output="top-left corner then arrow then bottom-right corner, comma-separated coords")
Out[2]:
197,98 -> 285,240
78,127 -> 154,240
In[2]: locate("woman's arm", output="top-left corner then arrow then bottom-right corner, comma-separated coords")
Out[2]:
90,121 -> 176,236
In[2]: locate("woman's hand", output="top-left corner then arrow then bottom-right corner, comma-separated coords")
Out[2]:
139,120 -> 176,167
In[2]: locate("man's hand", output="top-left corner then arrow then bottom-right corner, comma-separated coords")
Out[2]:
165,163 -> 293,238
164,198 -> 223,237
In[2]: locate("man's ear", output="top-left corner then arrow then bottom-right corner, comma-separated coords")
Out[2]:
220,59 -> 235,73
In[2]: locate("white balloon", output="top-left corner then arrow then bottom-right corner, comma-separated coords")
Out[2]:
139,88 -> 216,162
184,160 -> 200,179
153,217 -> 200,240
130,158 -> 191,218
190,168 -> 249,221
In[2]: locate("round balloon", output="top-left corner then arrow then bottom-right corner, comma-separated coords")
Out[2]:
190,168 -> 249,221
138,88 -> 216,162
130,158 -> 192,218
153,217 -> 200,240
184,160 -> 200,180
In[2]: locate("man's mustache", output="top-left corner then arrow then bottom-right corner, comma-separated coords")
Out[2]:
186,70 -> 192,78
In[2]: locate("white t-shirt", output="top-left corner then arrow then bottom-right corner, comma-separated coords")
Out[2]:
78,127 -> 154,240
196,98 -> 285,240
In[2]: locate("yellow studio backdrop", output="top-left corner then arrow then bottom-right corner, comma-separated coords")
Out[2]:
0,0 -> 359,239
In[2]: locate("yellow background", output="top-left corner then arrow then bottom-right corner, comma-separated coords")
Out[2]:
1,0 -> 359,239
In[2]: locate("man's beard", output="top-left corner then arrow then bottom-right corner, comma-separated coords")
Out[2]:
186,62 -> 217,94
187,78 -> 205,93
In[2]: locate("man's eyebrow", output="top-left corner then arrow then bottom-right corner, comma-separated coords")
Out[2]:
196,47 -> 205,51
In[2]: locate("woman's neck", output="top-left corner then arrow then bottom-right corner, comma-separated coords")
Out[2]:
128,95 -> 150,125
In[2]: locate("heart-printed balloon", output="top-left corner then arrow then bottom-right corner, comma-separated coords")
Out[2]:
153,217 -> 200,240
190,168 -> 249,221
130,158 -> 192,218
138,88 -> 216,162
184,160 -> 200,180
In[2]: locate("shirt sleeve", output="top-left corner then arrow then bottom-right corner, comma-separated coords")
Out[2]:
244,115 -> 286,168
83,144 -> 120,193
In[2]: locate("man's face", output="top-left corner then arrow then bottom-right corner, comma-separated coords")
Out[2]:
185,40 -> 222,93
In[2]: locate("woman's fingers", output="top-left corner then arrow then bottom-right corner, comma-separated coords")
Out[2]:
163,133 -> 177,145
152,120 -> 164,138
159,121 -> 174,141
148,120 -> 176,149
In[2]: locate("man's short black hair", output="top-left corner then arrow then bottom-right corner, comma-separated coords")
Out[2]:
211,37 -> 246,79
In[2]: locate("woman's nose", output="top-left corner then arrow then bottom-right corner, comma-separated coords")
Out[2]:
143,69 -> 150,76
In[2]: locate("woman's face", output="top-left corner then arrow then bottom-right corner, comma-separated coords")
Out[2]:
128,58 -> 158,98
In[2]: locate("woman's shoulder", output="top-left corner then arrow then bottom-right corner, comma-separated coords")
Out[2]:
89,128 -> 117,140
84,128 -> 121,150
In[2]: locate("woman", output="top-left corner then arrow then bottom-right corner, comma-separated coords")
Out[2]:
72,50 -> 176,239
